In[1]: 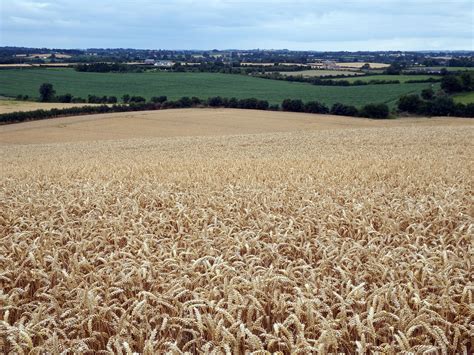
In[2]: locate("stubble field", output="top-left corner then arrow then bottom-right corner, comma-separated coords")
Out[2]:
1,110 -> 473,353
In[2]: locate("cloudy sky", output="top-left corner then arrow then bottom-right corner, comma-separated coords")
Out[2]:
1,0 -> 473,50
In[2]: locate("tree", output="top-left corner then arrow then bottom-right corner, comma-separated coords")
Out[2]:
421,88 -> 434,100
385,63 -> 403,75
460,73 -> 472,91
304,101 -> 329,114
398,94 -> 422,113
282,99 -> 304,112
361,63 -> 371,70
122,94 -> 130,103
151,96 -> 167,104
330,103 -> 359,116
39,83 -> 55,102
57,93 -> 73,103
208,96 -> 223,107
426,96 -> 456,116
441,75 -> 463,93
359,103 -> 390,119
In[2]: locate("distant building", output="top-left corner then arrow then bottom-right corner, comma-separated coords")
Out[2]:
154,60 -> 174,68
309,60 -> 339,70
144,59 -> 155,65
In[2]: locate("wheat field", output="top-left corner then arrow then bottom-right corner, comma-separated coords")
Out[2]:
1,110 -> 473,353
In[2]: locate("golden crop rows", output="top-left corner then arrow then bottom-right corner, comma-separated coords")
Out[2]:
1,125 -> 473,353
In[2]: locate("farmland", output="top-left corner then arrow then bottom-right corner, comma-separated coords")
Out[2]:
1,110 -> 472,353
336,62 -> 390,69
279,70 -> 364,77
0,68 -> 435,107
0,99 -> 101,114
333,74 -> 440,83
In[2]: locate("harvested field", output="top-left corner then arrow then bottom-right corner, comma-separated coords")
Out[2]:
0,100 -> 100,114
0,108 -> 472,145
337,62 -> 391,69
1,110 -> 473,353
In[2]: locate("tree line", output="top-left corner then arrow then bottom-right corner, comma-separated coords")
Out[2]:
1,84 -> 395,124
256,72 -> 440,87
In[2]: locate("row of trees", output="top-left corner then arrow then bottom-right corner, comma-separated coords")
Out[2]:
2,95 -> 394,124
281,99 -> 389,118
75,63 -> 144,73
257,72 -> 439,87
440,73 -> 473,93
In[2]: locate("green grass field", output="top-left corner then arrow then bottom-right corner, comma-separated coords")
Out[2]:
0,68 -> 436,107
279,70 -> 364,77
334,74 -> 440,83
428,67 -> 474,72
453,91 -> 474,104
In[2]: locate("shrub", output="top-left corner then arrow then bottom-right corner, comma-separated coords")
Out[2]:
57,93 -> 73,103
282,99 -> 304,112
359,103 -> 390,119
208,96 -> 224,107
129,96 -> 146,104
421,88 -> 435,100
330,103 -> 359,117
398,94 -> 422,113
151,96 -> 168,104
304,101 -> 329,114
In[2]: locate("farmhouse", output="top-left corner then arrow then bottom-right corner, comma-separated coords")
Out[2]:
154,60 -> 174,68
309,60 -> 339,70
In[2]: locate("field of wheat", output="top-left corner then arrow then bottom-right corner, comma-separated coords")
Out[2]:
1,113 -> 473,353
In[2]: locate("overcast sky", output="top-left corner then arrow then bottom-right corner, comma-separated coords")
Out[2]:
1,0 -> 473,50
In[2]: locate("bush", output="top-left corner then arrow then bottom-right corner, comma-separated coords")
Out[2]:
424,96 -> 457,116
359,103 -> 390,119
129,96 -> 146,103
421,88 -> 435,100
398,94 -> 422,113
57,93 -> 73,103
151,96 -> 168,104
208,96 -> 223,107
330,103 -> 359,117
107,96 -> 118,104
282,99 -> 304,112
304,101 -> 329,114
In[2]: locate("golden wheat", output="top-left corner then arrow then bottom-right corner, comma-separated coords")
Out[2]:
1,121 -> 473,353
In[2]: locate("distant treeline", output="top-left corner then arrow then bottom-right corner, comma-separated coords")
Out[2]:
75,63 -> 144,73
257,72 -> 441,86
0,96 -> 396,124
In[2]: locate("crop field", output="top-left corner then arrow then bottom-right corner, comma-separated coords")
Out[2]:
0,99 -> 100,114
333,74 -> 440,83
0,68 -> 434,107
1,110 -> 473,353
453,91 -> 474,104
279,70 -> 364,77
336,62 -> 391,69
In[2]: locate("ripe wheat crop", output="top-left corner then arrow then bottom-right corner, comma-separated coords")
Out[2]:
1,123 -> 473,353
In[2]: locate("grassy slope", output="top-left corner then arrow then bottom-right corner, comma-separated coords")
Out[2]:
0,68 -> 434,107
